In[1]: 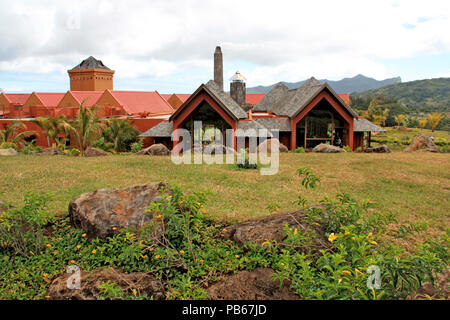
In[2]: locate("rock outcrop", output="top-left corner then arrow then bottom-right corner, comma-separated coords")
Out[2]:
404,134 -> 438,153
257,139 -> 289,153
46,267 -> 165,300
84,147 -> 109,157
34,148 -> 64,156
68,182 -> 167,239
364,145 -> 391,153
312,144 -> 345,153
135,143 -> 169,156
0,148 -> 18,156
207,268 -> 299,300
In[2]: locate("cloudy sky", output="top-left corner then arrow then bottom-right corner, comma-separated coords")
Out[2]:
0,0 -> 449,93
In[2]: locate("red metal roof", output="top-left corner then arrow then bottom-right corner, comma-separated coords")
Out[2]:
4,93 -> 30,104
33,92 -> 66,107
338,93 -> 350,104
70,91 -> 103,107
108,90 -> 174,115
246,93 -> 266,105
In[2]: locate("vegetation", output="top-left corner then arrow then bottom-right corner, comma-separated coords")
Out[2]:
0,170 -> 447,300
427,113 -> 445,132
70,104 -> 103,156
31,116 -> 72,149
0,121 -> 34,149
351,78 -> 450,113
99,117 -> 140,153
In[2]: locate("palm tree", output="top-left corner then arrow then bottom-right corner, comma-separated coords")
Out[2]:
70,102 -> 103,156
32,116 -> 71,148
427,113 -> 444,132
0,121 -> 34,149
394,114 -> 405,127
105,117 -> 140,152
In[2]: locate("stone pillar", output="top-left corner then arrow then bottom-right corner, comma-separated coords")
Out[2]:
214,46 -> 223,91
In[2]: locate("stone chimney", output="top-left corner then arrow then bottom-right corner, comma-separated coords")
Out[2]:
230,71 -> 246,108
214,46 -> 223,91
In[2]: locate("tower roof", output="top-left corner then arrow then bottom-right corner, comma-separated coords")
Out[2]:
230,71 -> 246,82
71,56 -> 111,70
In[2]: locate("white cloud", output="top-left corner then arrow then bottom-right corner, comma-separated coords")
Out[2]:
0,0 -> 449,90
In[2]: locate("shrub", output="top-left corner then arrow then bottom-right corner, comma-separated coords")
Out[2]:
70,148 -> 81,156
131,139 -> 144,153
294,147 -> 306,153
343,145 -> 352,152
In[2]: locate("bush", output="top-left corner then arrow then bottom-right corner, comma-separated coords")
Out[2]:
0,142 -> 15,149
69,148 -> 81,157
294,147 -> 305,153
131,139 -> 144,153
343,145 -> 352,152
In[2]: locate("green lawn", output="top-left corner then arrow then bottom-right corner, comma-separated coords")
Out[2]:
1,152 -> 449,244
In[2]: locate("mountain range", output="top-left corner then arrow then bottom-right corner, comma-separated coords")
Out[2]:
246,74 -> 402,94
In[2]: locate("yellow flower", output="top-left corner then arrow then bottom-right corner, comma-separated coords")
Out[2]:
370,240 -> 378,245
58,237 -> 62,241
76,245 -> 81,249
222,228 -> 227,232
179,250 -> 185,254
81,233 -> 86,237
3,241 -> 7,246
70,260 -> 75,264
328,233 -> 337,242
91,249 -> 97,254
149,248 -> 154,252
425,294 -> 432,300
143,255 -> 148,259
293,228 -> 298,236
342,270 -> 352,275
155,255 -> 161,259
199,259 -> 204,263
235,255 -> 240,259
46,244 -> 51,248
280,263 -> 285,266
43,273 -> 48,278
112,227 -> 117,231
351,237 -> 356,240
355,268 -> 363,275
344,231 -> 350,236
200,208 -> 207,214
167,196 -> 173,200
368,232 -> 373,237
45,296 -> 51,299
261,241 -> 271,247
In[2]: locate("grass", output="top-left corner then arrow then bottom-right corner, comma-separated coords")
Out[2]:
1,152 -> 449,245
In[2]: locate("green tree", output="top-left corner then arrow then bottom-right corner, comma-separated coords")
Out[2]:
70,103 -> 103,156
427,113 -> 444,132
0,121 -> 34,149
102,118 -> 140,152
394,114 -> 405,127
419,119 -> 428,130
32,116 -> 71,148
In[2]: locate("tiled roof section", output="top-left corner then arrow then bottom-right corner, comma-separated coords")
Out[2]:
175,94 -> 191,102
253,117 -> 292,132
70,91 -> 103,107
205,80 -> 248,119
34,93 -> 66,107
253,77 -> 358,119
4,93 -> 30,104
140,121 -> 173,137
246,93 -> 266,105
109,91 -> 174,115
276,78 -> 323,117
354,118 -> 386,132
72,56 -> 111,70
338,93 -> 350,104
252,82 -> 289,113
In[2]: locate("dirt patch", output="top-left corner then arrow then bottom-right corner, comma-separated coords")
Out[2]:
207,268 -> 299,300
46,267 -> 165,300
408,269 -> 450,300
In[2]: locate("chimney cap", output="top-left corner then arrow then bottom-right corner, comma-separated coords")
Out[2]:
215,46 -> 222,53
230,71 -> 246,82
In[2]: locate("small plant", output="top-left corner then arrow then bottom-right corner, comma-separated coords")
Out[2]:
266,202 -> 280,213
131,139 -> 144,153
69,148 -> 81,156
294,147 -> 305,153
293,195 -> 308,208
297,167 -> 320,189
342,145 -> 352,152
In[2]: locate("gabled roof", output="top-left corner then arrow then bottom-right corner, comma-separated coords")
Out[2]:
108,90 -> 174,115
3,93 -> 30,104
253,77 -> 358,119
70,91 -> 103,107
32,92 -> 66,107
353,118 -> 386,132
170,80 -> 248,121
236,120 -> 273,137
72,56 -> 111,70
140,121 -> 173,137
246,93 -> 266,105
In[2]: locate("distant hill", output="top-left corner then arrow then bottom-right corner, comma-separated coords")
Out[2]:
246,74 -> 401,94
351,78 -> 450,113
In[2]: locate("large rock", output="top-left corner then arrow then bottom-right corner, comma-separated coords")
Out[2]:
222,209 -> 329,250
84,147 -> 109,157
0,148 -> 18,156
364,145 -> 391,153
68,182 -> 167,239
312,143 -> 345,153
34,148 -> 64,156
257,139 -> 289,153
404,134 -> 438,153
207,268 -> 299,300
46,267 -> 165,300
135,143 -> 169,156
